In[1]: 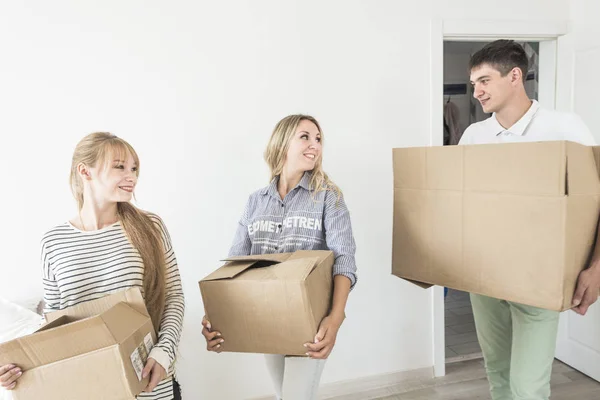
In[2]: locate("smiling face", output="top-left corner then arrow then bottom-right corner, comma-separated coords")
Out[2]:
92,152 -> 138,202
470,63 -> 523,114
283,118 -> 322,174
77,143 -> 140,206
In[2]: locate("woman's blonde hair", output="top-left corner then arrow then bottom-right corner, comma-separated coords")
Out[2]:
69,132 -> 165,331
264,114 -> 340,197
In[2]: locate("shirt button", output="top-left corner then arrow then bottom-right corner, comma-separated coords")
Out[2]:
278,224 -> 282,229
281,203 -> 284,207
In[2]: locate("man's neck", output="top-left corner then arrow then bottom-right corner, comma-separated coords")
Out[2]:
496,95 -> 533,130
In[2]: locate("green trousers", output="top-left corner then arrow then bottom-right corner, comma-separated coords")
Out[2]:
471,293 -> 560,400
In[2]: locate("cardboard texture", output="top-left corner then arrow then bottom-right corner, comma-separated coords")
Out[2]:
392,141 -> 600,311
44,287 -> 149,323
0,288 -> 156,400
199,250 -> 335,355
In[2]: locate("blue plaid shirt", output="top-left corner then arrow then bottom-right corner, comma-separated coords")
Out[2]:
229,172 -> 357,288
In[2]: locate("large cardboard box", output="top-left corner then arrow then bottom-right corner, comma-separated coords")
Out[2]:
0,288 -> 156,400
392,141 -> 600,311
199,250 -> 335,355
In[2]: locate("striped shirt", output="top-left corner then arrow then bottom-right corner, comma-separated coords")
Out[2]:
40,214 -> 184,400
229,172 -> 358,287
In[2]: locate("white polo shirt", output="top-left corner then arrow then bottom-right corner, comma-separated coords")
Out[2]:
459,100 -> 596,146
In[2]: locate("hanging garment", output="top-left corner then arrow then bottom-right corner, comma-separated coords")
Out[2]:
444,100 -> 462,145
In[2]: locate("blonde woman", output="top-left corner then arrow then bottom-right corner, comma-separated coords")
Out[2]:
201,115 -> 357,400
0,133 -> 185,399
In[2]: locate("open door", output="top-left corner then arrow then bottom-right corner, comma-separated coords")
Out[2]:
554,32 -> 600,383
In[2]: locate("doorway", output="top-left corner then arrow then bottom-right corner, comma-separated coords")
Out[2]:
431,33 -> 566,376
440,38 -> 542,364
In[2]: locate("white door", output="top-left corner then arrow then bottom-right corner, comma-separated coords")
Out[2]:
554,28 -> 600,382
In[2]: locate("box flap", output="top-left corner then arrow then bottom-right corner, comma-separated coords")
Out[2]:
393,147 -> 427,190
201,260 -> 271,281
202,258 -> 319,282
202,251 -> 329,282
45,287 -> 148,323
202,253 -> 292,281
221,253 -> 291,263
394,141 -> 577,196
393,146 -> 463,191
566,142 -> 600,195
464,141 -> 566,195
289,257 -> 323,280
286,250 -> 334,264
33,315 -> 72,333
100,302 -> 152,344
235,257 -> 320,281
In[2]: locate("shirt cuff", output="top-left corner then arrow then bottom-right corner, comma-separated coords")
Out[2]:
149,346 -> 171,372
334,271 -> 357,290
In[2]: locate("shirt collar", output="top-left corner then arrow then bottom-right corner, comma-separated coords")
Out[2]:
493,100 -> 540,136
261,172 -> 313,197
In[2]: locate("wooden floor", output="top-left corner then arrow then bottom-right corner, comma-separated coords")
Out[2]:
328,359 -> 600,400
445,289 -> 481,362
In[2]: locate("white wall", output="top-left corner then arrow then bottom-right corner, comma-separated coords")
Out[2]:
0,1 -> 570,398
569,0 -> 600,142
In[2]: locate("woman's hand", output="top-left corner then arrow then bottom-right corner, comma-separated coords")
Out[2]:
303,314 -> 343,359
0,364 -> 22,390
142,358 -> 166,393
202,315 -> 224,352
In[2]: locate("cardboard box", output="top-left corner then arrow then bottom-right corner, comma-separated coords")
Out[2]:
0,288 -> 156,400
199,250 -> 335,355
392,141 -> 600,311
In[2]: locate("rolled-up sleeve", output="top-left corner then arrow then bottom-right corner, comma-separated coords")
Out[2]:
323,190 -> 358,288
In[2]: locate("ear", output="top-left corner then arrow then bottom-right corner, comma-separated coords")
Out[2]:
510,67 -> 523,85
77,163 -> 92,181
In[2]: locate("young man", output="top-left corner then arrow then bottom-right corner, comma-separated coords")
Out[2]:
459,40 -> 600,400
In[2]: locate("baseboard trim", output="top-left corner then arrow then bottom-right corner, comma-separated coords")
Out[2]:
249,366 -> 434,400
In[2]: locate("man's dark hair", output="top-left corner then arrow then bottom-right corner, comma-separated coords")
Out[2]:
469,40 -> 529,82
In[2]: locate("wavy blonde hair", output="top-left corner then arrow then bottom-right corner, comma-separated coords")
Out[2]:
69,132 -> 166,331
264,114 -> 341,197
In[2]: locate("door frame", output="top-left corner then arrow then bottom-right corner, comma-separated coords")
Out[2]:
429,18 -> 570,377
